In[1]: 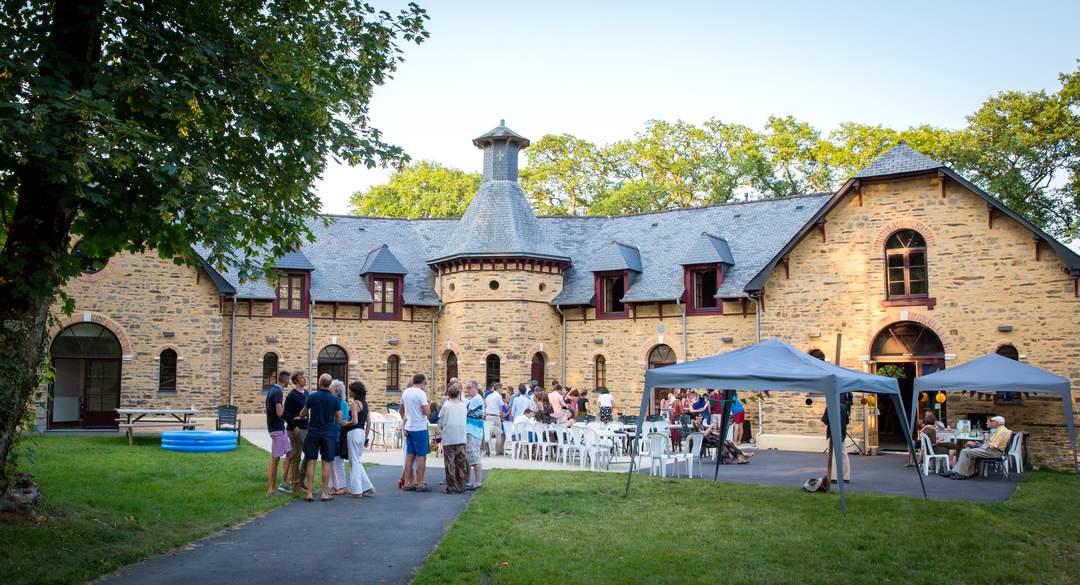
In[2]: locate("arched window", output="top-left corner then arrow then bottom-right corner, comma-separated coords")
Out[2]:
594,355 -> 606,388
647,344 -> 676,369
386,355 -> 400,392
885,229 -> 928,299
445,351 -> 458,387
808,349 -> 826,361
317,345 -> 348,382
995,344 -> 1019,361
158,349 -> 177,393
262,353 -> 279,392
485,354 -> 501,390
995,344 -> 1022,401
531,353 -> 546,388
871,321 -> 944,358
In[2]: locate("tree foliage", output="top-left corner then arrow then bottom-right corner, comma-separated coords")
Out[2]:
349,161 -> 479,217
0,0 -> 427,498
357,64 -> 1080,241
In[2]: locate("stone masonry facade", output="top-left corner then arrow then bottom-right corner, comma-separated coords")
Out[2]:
36,132 -> 1080,471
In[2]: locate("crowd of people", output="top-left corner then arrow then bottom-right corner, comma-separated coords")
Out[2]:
264,371 -> 1016,502
912,409 -> 1014,479
264,370 -> 375,502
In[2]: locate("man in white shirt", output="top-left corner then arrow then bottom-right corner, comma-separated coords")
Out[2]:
511,386 -> 532,420
399,373 -> 431,491
483,382 -> 505,455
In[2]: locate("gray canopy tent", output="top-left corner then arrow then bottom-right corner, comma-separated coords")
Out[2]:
624,339 -> 926,513
913,353 -> 1078,474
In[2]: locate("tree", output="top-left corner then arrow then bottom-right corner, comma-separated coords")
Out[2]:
945,65 -> 1080,240
519,134 -> 605,215
0,0 -> 427,509
350,161 -> 479,217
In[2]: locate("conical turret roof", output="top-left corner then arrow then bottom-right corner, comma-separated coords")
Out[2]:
429,122 -> 568,265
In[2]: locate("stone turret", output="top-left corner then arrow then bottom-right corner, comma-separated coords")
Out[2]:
431,122 -> 566,390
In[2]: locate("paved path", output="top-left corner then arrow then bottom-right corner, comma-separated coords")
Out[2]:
99,464 -> 473,585
696,449 -> 1019,502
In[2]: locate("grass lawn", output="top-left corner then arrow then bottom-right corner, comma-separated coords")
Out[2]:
414,469 -> 1080,585
3,434 -> 288,585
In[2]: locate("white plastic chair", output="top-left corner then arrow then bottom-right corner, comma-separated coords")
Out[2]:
503,421 -> 521,459
681,432 -> 705,478
529,422 -> 557,462
646,432 -> 678,477
581,428 -> 610,470
920,433 -> 950,476
552,425 -> 575,464
1006,432 -> 1024,476
567,425 -> 585,465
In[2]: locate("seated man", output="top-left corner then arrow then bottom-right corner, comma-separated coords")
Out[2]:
949,415 -> 1011,479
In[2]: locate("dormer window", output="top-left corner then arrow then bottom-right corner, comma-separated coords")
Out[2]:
369,274 -> 403,320
685,264 -> 723,314
595,271 -> 628,319
274,272 -> 308,317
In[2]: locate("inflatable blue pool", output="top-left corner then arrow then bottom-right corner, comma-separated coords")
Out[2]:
161,430 -> 237,452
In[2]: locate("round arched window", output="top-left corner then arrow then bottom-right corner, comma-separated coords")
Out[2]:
808,349 -> 826,360
72,241 -> 108,274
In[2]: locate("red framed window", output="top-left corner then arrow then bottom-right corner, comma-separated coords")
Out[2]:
684,264 -> 723,314
595,271 -> 628,319
274,272 -> 308,317
369,275 -> 403,320
885,230 -> 928,299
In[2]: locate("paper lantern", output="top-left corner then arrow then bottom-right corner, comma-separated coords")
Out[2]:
935,392 -> 947,404
867,395 -> 877,407
919,392 -> 929,403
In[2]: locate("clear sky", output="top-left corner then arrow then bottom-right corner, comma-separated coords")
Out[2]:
314,0 -> 1080,215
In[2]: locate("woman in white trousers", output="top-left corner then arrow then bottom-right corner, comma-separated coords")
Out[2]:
329,380 -> 350,495
346,380 -> 375,496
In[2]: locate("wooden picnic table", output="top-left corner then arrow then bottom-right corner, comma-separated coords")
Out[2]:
116,408 -> 201,446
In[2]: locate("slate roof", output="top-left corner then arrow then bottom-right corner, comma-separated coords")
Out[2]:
679,232 -> 735,266
472,120 -> 530,148
590,241 -> 643,273
272,250 -> 315,271
546,195 -> 830,305
854,142 -> 943,179
360,244 -> 408,275
427,179 -> 568,264
192,141 -> 1080,307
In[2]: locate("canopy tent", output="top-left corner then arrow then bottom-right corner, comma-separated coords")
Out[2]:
624,339 -> 926,514
913,353 -> 1078,474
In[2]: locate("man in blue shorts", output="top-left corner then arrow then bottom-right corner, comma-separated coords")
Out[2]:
299,374 -> 343,501
399,373 -> 431,491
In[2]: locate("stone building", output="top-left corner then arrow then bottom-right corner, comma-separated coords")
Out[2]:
40,122 -> 1080,469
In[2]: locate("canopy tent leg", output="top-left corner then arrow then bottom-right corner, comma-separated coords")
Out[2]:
910,388 -> 920,436
892,393 -> 928,499
713,389 -> 735,481
625,383 -> 655,496
1063,393 -> 1079,475
825,391 -> 847,515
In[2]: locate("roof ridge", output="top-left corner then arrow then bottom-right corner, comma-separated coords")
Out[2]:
537,192 -> 832,220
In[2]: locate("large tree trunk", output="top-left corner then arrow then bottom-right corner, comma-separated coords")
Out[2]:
0,0 -> 104,503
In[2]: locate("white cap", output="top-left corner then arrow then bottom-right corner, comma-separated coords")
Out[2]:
991,415 -> 1006,425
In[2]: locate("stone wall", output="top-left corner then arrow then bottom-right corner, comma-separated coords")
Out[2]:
37,251 -> 226,426
561,302 -> 757,416
435,267 -> 563,391
228,301 -> 436,414
759,175 -> 1080,468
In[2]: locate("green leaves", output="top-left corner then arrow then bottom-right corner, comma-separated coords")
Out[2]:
349,160 -> 480,218
447,62 -> 1080,238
